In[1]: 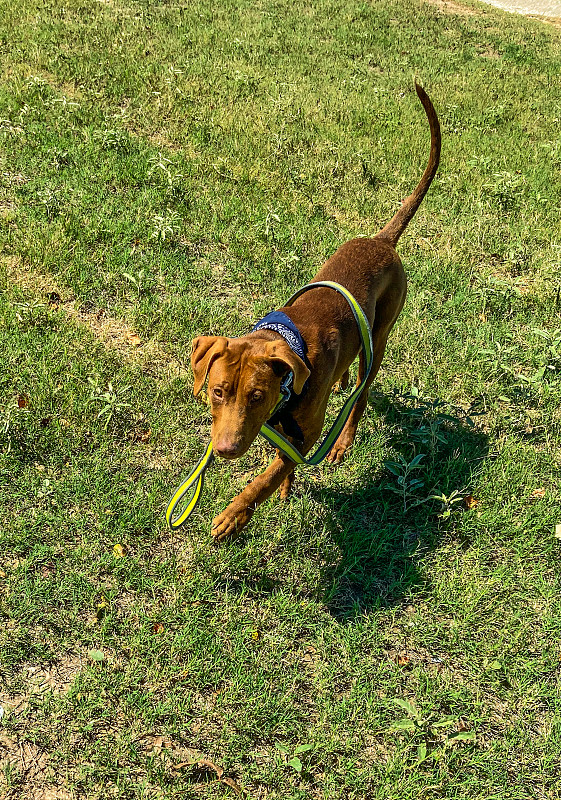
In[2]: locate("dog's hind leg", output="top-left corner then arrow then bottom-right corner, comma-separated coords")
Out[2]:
325,345 -> 385,465
326,282 -> 406,465
333,369 -> 349,393
279,471 -> 295,500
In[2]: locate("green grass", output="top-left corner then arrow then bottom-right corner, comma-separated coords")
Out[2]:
1,0 -> 561,797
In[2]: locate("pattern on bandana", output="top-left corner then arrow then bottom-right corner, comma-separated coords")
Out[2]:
251,311 -> 307,363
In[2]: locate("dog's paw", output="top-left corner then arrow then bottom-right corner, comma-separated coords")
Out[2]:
326,430 -> 356,465
326,443 -> 349,465
211,502 -> 253,542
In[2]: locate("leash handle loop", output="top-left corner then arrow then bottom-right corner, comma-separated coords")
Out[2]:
165,441 -> 214,530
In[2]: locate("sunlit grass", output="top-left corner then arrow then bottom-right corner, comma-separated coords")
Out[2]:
1,0 -> 560,797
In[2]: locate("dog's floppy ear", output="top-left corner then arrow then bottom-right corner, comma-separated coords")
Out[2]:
264,340 -> 310,395
191,336 -> 228,396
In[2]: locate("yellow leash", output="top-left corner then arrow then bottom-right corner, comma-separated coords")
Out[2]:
166,281 -> 373,530
165,441 -> 214,529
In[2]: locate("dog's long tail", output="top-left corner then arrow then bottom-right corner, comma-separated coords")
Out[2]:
376,82 -> 441,247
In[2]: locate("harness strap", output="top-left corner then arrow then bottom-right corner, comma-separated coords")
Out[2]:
166,281 -> 373,529
260,280 -> 373,464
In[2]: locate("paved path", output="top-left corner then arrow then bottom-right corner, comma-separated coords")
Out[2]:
480,0 -> 561,18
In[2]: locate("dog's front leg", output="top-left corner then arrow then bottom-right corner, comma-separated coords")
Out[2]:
211,454 -> 297,542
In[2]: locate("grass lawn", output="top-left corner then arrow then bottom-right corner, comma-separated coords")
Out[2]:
1,0 -> 561,797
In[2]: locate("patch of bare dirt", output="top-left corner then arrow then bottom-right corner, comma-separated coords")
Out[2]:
0,654 -> 82,800
23,656 -> 83,697
0,735 -> 49,789
0,199 -> 17,217
528,12 -> 561,24
426,0 -> 561,24
0,653 -> 83,719
423,0 -> 480,15
478,44 -> 501,58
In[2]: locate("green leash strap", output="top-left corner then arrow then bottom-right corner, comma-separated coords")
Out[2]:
166,441 -> 214,530
166,281 -> 373,529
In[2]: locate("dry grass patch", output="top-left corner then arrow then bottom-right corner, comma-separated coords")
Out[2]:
423,0 -> 480,15
0,654 -> 82,800
1,65 -> 83,101
528,12 -> 561,25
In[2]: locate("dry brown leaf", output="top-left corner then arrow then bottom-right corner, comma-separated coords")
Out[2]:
195,758 -> 224,778
221,776 -> 243,796
141,734 -> 174,753
17,394 -> 29,408
465,494 -> 479,509
153,622 -> 165,634
531,488 -> 546,499
138,733 -> 177,753
113,543 -> 126,558
173,750 -> 201,769
126,331 -> 142,346
173,756 -> 243,794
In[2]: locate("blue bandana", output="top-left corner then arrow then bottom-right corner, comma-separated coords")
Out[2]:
251,311 -> 307,363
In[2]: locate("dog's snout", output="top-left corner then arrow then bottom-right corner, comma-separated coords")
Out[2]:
213,439 -> 241,459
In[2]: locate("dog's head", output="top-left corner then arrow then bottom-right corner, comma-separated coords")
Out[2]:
191,335 -> 310,459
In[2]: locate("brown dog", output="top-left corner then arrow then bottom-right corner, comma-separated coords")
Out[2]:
191,82 -> 440,541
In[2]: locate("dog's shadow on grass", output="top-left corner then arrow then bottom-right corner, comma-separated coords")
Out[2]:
308,391 -> 490,623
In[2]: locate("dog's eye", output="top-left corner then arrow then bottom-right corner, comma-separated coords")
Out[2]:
250,390 -> 264,403
212,387 -> 223,401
